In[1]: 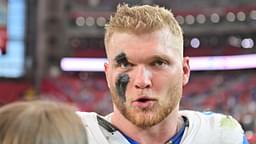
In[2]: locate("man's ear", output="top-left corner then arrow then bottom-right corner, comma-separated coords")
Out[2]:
104,62 -> 109,72
182,56 -> 190,86
104,62 -> 111,88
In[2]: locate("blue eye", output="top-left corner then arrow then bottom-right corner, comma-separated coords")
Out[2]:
119,62 -> 134,69
152,60 -> 167,67
154,60 -> 164,66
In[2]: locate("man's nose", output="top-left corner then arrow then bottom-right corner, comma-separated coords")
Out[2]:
133,66 -> 152,89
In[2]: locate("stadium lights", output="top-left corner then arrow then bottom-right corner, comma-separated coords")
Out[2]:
61,58 -> 107,72
189,54 -> 256,70
85,16 -> 95,26
76,16 -> 85,26
176,16 -> 185,25
185,15 -> 195,25
237,11 -> 246,22
196,14 -> 206,24
210,13 -> 220,23
228,36 -> 241,47
60,54 -> 256,72
250,10 -> 256,20
241,38 -> 254,48
96,17 -> 106,27
226,12 -> 236,22
190,38 -> 200,48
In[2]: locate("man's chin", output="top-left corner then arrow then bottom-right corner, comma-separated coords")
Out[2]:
114,101 -> 170,128
125,109 -> 163,128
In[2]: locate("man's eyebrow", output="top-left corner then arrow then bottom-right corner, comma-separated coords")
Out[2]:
114,52 -> 128,64
150,55 -> 170,61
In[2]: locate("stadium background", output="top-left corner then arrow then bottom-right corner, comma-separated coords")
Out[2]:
0,0 -> 256,142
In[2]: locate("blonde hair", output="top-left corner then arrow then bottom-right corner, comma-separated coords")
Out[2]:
104,4 -> 183,55
0,100 -> 87,144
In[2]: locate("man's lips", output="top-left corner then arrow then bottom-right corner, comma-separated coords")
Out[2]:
131,97 -> 157,108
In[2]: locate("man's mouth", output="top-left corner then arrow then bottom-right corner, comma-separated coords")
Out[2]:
132,97 -> 156,108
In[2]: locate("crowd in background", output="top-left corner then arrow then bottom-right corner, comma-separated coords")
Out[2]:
0,70 -> 255,142
0,70 -> 256,142
39,70 -> 256,134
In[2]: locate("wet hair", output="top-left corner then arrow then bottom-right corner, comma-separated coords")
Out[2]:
104,4 -> 183,55
0,100 -> 87,144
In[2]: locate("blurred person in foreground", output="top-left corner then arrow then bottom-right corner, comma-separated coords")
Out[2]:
78,4 -> 248,144
0,100 -> 87,144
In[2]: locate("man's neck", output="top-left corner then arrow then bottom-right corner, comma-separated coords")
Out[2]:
111,109 -> 181,144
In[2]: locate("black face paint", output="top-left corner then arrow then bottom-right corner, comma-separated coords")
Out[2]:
115,52 -> 129,66
116,73 -> 129,102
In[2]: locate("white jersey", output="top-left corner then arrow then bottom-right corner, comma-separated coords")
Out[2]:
77,110 -> 245,144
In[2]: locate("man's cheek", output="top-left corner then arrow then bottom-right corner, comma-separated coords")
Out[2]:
115,73 -> 130,103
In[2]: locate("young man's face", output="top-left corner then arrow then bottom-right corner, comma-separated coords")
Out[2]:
104,28 -> 190,128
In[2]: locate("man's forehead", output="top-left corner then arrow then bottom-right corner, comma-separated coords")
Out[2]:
107,30 -> 183,60
109,29 -> 182,47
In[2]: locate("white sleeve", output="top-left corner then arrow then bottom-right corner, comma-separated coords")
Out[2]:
77,112 -> 130,144
77,112 -> 110,144
180,110 -> 244,144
